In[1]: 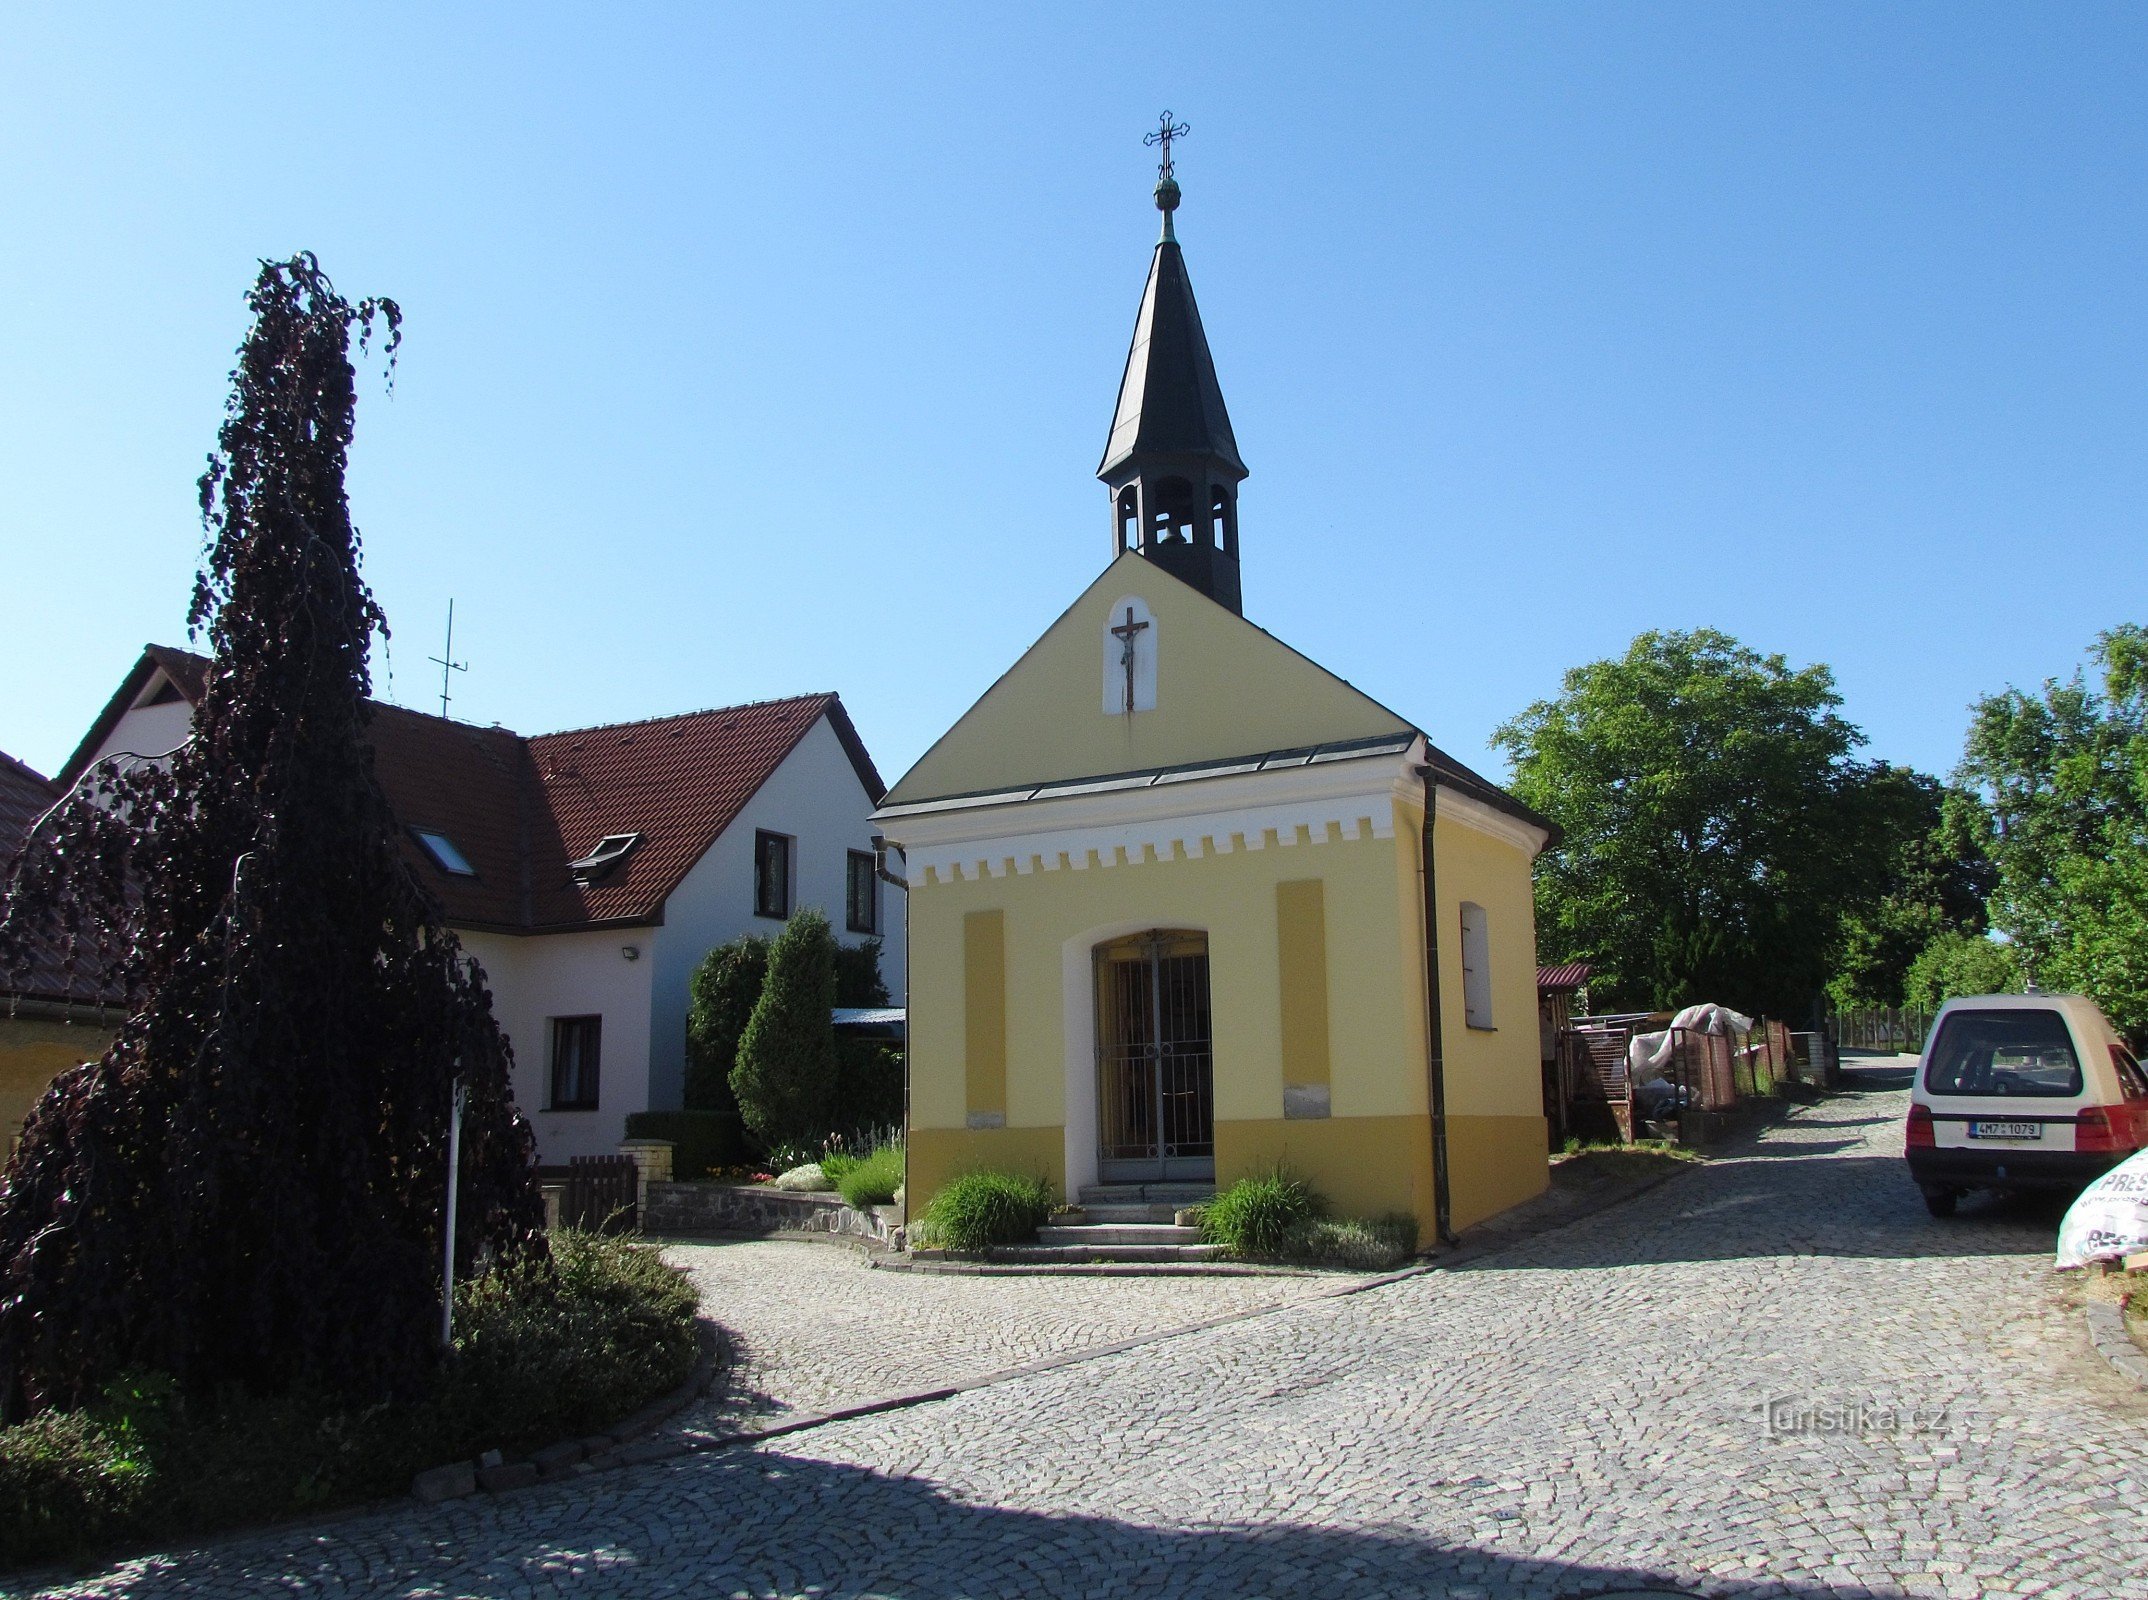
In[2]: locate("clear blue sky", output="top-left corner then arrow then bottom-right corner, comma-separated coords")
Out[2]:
4,5 -> 2143,790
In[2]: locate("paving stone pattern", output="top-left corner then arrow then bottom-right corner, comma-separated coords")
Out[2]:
668,1240 -> 1345,1430
28,1061 -> 2148,1600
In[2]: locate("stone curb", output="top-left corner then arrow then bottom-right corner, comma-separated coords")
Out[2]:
2084,1300 -> 2148,1391
410,1315 -> 723,1502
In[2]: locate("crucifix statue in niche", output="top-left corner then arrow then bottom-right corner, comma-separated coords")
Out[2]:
1111,605 -> 1150,715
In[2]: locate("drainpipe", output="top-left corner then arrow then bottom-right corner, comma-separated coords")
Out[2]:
1415,765 -> 1458,1247
873,835 -> 911,1235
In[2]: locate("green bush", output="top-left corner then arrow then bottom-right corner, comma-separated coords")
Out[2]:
623,1109 -> 748,1181
0,1231 -> 698,1570
687,934 -> 771,1114
1278,1214 -> 1419,1271
916,1171 -> 1054,1251
733,910 -> 841,1149
0,1409 -> 145,1566
1198,1172 -> 1324,1257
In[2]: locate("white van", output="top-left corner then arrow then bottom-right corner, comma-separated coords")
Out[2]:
1906,992 -> 2148,1216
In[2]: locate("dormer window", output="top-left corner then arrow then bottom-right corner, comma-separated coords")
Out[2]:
411,828 -> 476,877
569,832 -> 643,884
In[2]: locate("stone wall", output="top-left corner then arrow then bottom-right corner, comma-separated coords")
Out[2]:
645,1182 -> 896,1245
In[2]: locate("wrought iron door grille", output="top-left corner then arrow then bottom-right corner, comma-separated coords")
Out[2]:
1095,930 -> 1214,1179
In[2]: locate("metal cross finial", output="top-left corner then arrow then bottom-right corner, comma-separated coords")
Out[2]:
1144,111 -> 1190,182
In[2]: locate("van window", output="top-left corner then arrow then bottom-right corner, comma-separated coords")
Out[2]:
2114,1045 -> 2148,1101
1925,1009 -> 2083,1099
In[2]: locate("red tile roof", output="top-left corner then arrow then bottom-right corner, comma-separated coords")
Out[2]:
57,648 -> 885,936
0,748 -> 127,1008
1537,962 -> 1593,993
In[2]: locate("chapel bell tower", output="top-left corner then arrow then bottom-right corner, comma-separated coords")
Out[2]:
1098,113 -> 1248,616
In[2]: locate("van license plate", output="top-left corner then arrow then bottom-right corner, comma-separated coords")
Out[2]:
1969,1121 -> 2042,1140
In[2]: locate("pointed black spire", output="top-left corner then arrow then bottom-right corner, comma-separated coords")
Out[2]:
1099,115 -> 1247,614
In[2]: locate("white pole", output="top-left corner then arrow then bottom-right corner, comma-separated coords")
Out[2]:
441,1075 -> 465,1350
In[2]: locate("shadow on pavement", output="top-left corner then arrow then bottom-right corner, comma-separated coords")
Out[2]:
41,1445 -> 1920,1600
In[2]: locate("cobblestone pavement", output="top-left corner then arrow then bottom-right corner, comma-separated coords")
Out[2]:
28,1061 -> 2148,1600
667,1240 -> 1350,1430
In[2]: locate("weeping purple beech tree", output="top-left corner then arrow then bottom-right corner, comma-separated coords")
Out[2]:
0,255 -> 543,1419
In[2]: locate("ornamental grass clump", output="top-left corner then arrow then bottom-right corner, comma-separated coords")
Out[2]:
831,1142 -> 903,1209
915,1172 -> 1054,1251
1197,1172 -> 1323,1258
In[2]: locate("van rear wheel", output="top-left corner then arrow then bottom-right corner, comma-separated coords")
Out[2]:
1921,1185 -> 1959,1218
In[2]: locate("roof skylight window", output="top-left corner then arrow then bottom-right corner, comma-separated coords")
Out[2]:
569,832 -> 643,882
411,828 -> 476,877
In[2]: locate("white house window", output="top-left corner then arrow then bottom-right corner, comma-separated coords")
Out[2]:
1459,903 -> 1494,1030
755,830 -> 793,920
411,828 -> 476,877
846,849 -> 878,935
1101,595 -> 1157,716
549,1015 -> 602,1110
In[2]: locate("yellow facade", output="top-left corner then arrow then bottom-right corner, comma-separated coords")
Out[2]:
885,555 -> 1550,1245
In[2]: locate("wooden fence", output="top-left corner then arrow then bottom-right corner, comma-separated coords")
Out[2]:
535,1154 -> 638,1232
1554,1013 -> 1813,1145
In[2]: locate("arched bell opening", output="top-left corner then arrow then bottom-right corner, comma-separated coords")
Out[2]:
1146,475 -> 1198,549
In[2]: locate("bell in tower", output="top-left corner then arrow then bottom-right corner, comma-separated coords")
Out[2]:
1098,113 -> 1248,616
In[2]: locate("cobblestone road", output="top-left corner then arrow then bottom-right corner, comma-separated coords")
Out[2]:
26,1062 -> 2147,1599
668,1241 -> 1348,1430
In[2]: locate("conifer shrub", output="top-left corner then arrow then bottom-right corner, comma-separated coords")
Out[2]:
915,1172 -> 1054,1251
732,910 -> 840,1150
685,935 -> 770,1112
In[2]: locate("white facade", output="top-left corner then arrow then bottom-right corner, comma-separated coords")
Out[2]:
463,926 -> 656,1162
643,715 -> 906,1116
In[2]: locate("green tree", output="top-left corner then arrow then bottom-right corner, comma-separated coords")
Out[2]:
684,935 -> 769,1112
731,909 -> 840,1149
1829,772 -> 1996,1006
0,257 -> 541,1419
1903,930 -> 2024,1012
1494,628 -> 1881,1017
1958,624 -> 2148,1038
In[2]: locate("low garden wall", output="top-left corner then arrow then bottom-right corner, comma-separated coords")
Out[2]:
645,1182 -> 898,1245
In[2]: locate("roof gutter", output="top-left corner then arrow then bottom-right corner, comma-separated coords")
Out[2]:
1416,764 -> 1457,1249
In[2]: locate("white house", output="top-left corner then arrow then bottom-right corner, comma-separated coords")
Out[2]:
60,646 -> 905,1162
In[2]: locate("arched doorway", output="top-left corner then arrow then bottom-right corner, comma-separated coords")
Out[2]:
1093,929 -> 1214,1183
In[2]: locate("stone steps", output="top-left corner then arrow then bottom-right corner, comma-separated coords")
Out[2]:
1035,1223 -> 1203,1247
989,1241 -> 1226,1264
1077,1183 -> 1214,1206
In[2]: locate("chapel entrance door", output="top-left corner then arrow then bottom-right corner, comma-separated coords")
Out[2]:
1094,930 -> 1215,1183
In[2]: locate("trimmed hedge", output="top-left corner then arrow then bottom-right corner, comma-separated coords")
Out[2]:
0,1231 -> 698,1570
623,1109 -> 749,1181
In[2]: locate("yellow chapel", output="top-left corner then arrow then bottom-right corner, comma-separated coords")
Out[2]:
874,147 -> 1555,1246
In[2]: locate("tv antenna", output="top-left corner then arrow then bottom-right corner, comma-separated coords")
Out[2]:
429,600 -> 468,720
